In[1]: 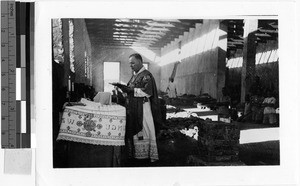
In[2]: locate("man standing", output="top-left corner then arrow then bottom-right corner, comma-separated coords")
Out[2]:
119,53 -> 161,165
166,77 -> 177,104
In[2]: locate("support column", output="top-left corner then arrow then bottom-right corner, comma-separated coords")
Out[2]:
216,21 -> 228,99
241,19 -> 258,102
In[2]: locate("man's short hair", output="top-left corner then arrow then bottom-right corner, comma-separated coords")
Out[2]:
129,53 -> 143,63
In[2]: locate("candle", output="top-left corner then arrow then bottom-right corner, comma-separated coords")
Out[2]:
72,82 -> 74,92
68,76 -> 71,92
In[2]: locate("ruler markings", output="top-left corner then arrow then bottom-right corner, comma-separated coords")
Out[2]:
2,73 -> 8,86
2,1 -> 17,148
1,103 -> 8,116
1,1 -> 9,149
1,0 -> 9,147
2,1 -> 33,148
2,118 -> 9,130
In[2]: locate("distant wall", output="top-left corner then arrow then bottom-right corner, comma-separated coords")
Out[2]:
53,19 -> 92,88
91,46 -> 161,92
226,40 -> 279,100
160,20 -> 227,99
73,19 -> 92,85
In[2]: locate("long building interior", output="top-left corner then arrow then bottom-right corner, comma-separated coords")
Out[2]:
52,18 -> 279,168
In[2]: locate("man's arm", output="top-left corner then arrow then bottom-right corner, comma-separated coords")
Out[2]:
134,75 -> 153,97
134,88 -> 151,98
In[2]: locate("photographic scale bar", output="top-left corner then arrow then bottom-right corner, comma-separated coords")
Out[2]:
1,1 -> 33,148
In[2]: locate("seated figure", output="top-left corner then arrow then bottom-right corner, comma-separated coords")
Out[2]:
262,90 -> 277,125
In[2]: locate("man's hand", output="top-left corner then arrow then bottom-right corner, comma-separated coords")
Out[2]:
110,82 -> 133,94
121,86 -> 134,94
110,82 -> 126,89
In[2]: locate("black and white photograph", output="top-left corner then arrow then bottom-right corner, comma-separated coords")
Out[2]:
28,1 -> 299,186
52,18 -> 280,168
1,0 -> 300,185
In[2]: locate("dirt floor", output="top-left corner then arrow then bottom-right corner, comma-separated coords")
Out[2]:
152,121 -> 279,167
162,102 -> 280,166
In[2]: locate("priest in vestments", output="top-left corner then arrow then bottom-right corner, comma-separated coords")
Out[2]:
120,53 -> 162,165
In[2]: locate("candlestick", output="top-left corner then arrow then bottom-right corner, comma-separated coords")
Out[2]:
72,82 -> 74,92
68,76 -> 71,92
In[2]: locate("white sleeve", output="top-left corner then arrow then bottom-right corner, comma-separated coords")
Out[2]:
134,88 -> 150,98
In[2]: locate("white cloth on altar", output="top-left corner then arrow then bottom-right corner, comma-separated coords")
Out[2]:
80,98 -> 123,114
93,92 -> 112,105
57,103 -> 126,146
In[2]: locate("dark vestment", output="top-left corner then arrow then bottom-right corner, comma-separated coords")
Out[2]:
124,69 -> 162,160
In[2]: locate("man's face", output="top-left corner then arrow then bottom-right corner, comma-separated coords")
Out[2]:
129,56 -> 142,73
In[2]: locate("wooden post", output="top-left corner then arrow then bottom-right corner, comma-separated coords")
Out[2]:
216,21 -> 228,100
241,19 -> 258,102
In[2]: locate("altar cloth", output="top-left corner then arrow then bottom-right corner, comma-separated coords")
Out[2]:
57,104 -> 126,146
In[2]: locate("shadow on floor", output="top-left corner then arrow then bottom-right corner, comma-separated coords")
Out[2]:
238,140 -> 279,165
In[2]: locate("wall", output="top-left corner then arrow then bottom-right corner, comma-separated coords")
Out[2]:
54,19 -> 93,87
73,19 -> 92,85
160,20 -> 227,98
91,46 -> 161,92
226,40 -> 279,100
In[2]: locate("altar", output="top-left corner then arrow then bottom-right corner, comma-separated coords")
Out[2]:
56,99 -> 126,167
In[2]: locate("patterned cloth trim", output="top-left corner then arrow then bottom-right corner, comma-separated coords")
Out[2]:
134,140 -> 159,162
57,134 -> 125,146
57,104 -> 126,146
58,129 -> 124,140
65,108 -> 126,120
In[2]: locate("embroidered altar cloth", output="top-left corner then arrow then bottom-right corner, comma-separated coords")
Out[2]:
57,103 -> 126,146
